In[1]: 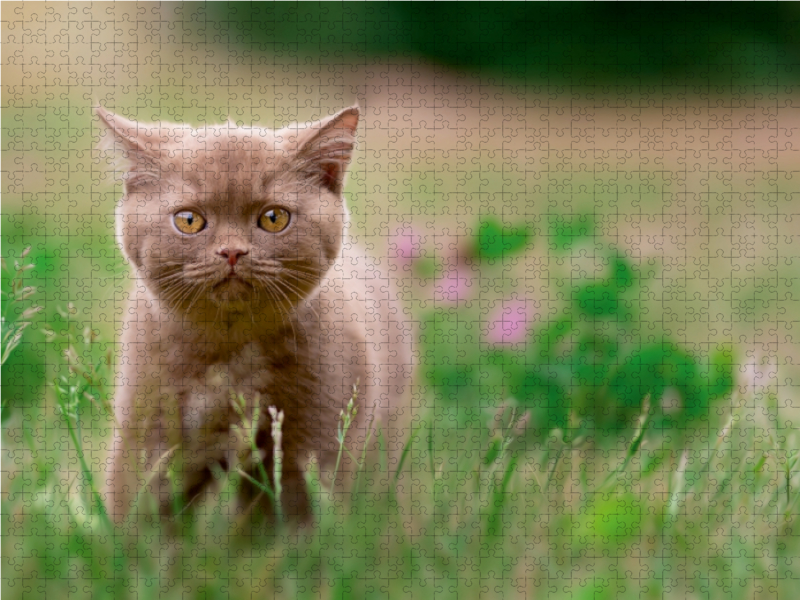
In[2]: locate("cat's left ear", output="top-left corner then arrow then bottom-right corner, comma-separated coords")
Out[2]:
293,106 -> 359,195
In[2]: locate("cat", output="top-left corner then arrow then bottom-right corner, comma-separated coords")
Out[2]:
96,105 -> 412,526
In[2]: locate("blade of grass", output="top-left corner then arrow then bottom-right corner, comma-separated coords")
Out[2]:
600,395 -> 652,491
54,382 -> 112,529
393,420 -> 424,486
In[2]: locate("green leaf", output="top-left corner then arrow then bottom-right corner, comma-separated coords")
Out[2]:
584,492 -> 644,541
475,217 -> 532,259
607,341 -> 707,422
574,281 -> 620,316
708,343 -> 735,399
511,367 -> 570,432
574,332 -> 620,391
534,317 -> 576,358
611,252 -> 637,289
754,454 -> 768,473
547,213 -> 595,252
484,437 -> 502,465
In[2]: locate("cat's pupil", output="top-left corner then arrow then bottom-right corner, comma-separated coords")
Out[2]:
186,214 -> 194,225
267,211 -> 276,223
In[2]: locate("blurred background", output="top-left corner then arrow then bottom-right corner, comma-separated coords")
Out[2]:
4,1 -> 800,438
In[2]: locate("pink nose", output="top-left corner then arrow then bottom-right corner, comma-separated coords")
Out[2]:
218,248 -> 249,266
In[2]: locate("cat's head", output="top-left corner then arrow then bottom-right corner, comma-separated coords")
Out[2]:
97,106 -> 358,319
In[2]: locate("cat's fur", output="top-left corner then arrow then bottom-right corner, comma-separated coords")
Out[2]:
97,106 -> 412,525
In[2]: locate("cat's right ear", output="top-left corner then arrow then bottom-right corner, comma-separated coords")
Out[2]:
95,107 -> 150,153
96,107 -> 165,186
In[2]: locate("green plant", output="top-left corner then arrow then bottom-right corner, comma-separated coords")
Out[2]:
421,213 -> 736,437
1,247 -> 41,367
49,303 -> 114,526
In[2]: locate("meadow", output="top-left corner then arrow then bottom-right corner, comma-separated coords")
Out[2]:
3,249 -> 798,599
4,4 -> 800,599
4,190 -> 799,598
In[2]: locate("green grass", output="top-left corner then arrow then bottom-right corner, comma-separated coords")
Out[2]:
2,258 -> 799,599
4,389 -> 798,599
3,171 -> 799,598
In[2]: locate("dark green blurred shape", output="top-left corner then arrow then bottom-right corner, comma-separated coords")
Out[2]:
547,213 -> 595,252
608,342 -> 702,411
474,217 -> 532,260
708,343 -> 736,400
209,2 -> 800,84
574,252 -> 638,318
575,282 -> 619,317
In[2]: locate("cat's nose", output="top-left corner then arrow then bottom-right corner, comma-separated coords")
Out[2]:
217,248 -> 249,267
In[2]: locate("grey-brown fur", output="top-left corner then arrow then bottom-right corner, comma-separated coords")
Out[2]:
97,106 -> 412,525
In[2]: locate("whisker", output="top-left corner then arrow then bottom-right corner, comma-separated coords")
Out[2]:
273,278 -> 321,322
184,281 -> 212,316
256,279 -> 298,350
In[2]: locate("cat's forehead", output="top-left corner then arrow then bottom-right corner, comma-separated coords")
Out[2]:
182,125 -> 287,161
173,125 -> 300,193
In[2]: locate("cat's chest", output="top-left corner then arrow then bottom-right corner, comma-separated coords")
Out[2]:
197,343 -> 269,389
174,342 -> 273,430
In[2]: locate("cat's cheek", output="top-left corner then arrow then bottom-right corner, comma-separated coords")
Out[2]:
299,213 -> 343,268
319,227 -> 343,266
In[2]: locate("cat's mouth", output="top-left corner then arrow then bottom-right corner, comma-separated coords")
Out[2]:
211,272 -> 255,303
214,272 -> 254,289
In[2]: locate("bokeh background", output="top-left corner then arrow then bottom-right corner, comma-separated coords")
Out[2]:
5,1 -> 800,425
4,3 -> 800,598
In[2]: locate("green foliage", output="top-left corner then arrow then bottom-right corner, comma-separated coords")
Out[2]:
708,343 -> 736,399
209,3 -> 800,86
579,491 -> 645,545
473,216 -> 532,260
421,213 -> 736,436
547,213 -> 596,252
1,248 -> 43,422
608,343 -> 704,416
1,238 -> 74,422
1,243 -> 797,599
4,369 -> 799,598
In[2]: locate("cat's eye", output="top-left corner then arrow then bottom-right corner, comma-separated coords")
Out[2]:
259,208 -> 291,233
173,211 -> 206,234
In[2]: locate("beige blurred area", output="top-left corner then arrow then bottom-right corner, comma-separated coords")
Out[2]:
4,2 -> 800,416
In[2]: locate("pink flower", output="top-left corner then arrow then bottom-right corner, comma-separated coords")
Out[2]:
434,265 -> 474,303
485,299 -> 533,344
390,226 -> 422,263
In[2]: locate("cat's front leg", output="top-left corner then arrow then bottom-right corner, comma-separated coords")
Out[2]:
106,404 -> 214,523
105,431 -> 187,523
105,430 -> 141,524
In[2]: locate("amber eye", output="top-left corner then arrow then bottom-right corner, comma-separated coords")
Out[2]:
173,211 -> 206,234
259,208 -> 291,233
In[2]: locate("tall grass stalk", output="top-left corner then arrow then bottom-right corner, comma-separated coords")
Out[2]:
54,380 -> 111,526
331,383 -> 358,487
231,392 -> 276,505
268,406 -> 284,521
